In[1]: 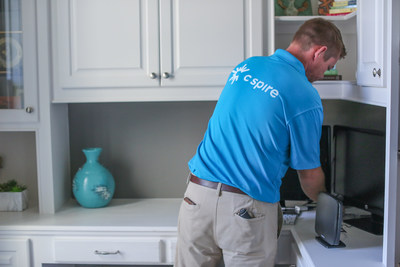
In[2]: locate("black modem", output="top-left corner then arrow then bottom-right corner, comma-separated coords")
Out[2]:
315,192 -> 346,248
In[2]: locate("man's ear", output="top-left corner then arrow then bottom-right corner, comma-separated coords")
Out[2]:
313,46 -> 328,60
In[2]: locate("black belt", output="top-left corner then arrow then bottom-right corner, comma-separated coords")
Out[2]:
189,174 -> 247,195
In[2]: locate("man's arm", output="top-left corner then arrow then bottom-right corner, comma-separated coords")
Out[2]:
297,167 -> 326,201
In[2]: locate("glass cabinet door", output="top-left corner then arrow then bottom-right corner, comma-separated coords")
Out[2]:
0,0 -> 37,123
0,0 -> 23,110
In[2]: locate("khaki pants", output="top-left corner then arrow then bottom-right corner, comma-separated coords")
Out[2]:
175,181 -> 282,267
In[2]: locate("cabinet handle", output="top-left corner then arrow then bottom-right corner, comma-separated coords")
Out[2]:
162,72 -> 170,79
25,106 -> 34,113
149,72 -> 158,79
373,68 -> 382,78
94,250 -> 120,255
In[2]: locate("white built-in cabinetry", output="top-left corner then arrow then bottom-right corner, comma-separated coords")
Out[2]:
50,0 -> 390,106
51,0 -> 267,102
0,0 -> 399,266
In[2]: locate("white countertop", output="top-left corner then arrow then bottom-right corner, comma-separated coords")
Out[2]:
0,198 -> 385,266
0,198 -> 181,232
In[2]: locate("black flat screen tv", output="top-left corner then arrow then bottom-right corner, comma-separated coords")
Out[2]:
280,125 -> 331,203
333,126 -> 385,235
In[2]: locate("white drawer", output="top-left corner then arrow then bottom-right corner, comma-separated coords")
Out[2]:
53,237 -> 162,264
0,238 -> 30,267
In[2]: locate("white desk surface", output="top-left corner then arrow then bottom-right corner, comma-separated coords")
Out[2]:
291,210 -> 384,267
0,198 -> 385,266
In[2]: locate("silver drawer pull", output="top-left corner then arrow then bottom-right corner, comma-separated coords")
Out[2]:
94,250 -> 120,255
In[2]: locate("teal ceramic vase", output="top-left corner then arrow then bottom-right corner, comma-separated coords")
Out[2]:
72,148 -> 115,208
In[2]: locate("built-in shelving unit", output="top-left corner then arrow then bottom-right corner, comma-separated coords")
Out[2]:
0,1 -> 399,266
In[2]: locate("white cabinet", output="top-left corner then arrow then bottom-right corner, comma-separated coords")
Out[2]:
356,0 -> 385,87
50,0 -> 389,104
51,0 -> 266,102
0,199 -> 182,266
0,238 -> 30,267
0,0 -> 38,124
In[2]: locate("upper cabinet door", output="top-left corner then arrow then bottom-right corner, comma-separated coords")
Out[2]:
159,0 -> 263,87
356,0 -> 385,87
0,0 -> 38,123
51,0 -> 160,100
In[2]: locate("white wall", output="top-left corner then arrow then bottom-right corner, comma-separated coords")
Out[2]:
0,100 -> 385,202
67,100 -> 386,199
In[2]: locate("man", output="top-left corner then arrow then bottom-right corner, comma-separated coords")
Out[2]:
175,18 -> 346,267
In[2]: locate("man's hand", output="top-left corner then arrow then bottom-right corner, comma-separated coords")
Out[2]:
297,167 -> 326,201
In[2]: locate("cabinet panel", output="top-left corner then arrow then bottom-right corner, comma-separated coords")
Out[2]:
356,0 -> 384,87
0,238 -> 30,267
52,0 -> 160,93
53,237 -> 162,264
160,0 -> 255,87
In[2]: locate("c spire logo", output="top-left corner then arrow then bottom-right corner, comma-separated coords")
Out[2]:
229,64 -> 250,85
228,63 -> 279,98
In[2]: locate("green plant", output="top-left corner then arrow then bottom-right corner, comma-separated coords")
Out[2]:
0,179 -> 27,192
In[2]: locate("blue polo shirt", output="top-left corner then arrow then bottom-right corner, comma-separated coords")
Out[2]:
188,49 -> 323,203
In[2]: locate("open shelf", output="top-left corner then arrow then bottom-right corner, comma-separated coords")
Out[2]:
275,12 -> 356,22
314,81 -> 387,107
